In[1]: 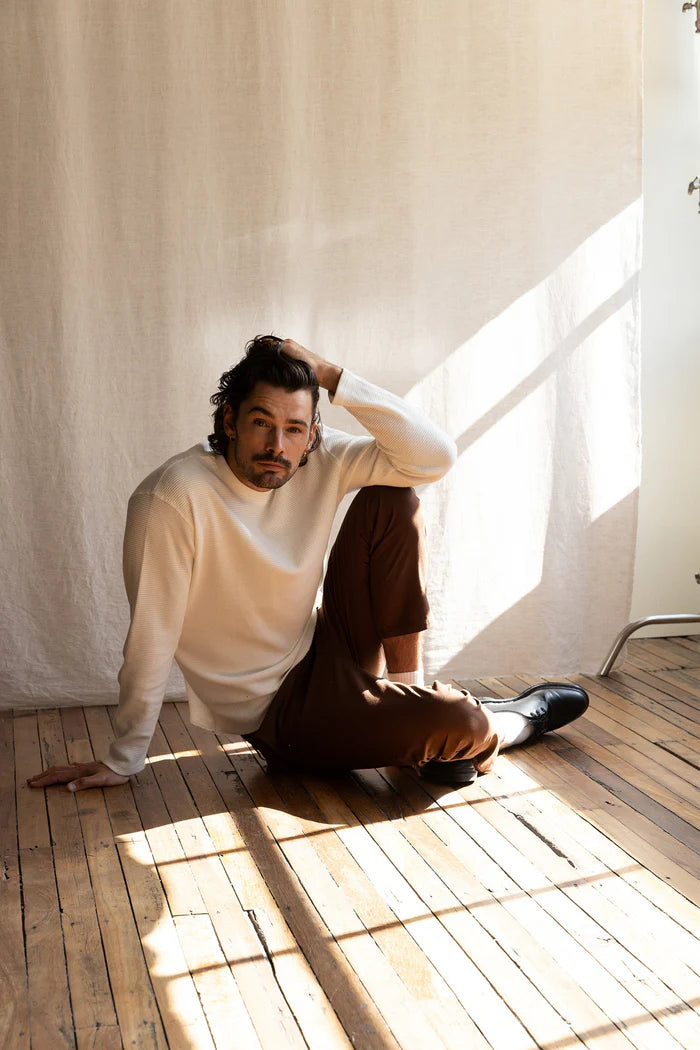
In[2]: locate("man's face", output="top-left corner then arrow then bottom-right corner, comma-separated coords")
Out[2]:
223,381 -> 317,491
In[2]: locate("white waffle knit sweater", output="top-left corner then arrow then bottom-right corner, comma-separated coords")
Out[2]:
105,369 -> 456,775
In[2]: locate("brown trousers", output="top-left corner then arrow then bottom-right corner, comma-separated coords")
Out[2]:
245,486 -> 500,774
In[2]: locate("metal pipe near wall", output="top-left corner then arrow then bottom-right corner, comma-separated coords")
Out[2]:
598,613 -> 700,675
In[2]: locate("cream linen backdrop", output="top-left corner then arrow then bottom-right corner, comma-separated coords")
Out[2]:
0,2 -> 641,708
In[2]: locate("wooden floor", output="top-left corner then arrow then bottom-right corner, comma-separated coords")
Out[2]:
2,638 -> 700,1050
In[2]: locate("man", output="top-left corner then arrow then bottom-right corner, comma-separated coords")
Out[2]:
29,335 -> 587,794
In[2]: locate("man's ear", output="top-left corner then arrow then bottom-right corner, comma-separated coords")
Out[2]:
223,403 -> 236,439
299,422 -> 317,467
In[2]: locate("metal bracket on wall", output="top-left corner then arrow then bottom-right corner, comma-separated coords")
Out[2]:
682,1 -> 700,33
689,177 -> 700,212
682,5 -> 700,207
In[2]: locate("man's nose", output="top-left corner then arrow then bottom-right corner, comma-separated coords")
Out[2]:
265,428 -> 285,453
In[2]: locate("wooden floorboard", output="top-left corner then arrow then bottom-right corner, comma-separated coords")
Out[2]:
3,637 -> 700,1049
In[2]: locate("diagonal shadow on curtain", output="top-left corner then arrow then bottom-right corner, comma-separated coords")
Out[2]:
439,488 -> 640,681
452,276 -> 638,460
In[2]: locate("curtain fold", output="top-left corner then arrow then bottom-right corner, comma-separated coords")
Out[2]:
0,1 -> 642,705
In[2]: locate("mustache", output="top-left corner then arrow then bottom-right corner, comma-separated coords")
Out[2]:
253,452 -> 292,469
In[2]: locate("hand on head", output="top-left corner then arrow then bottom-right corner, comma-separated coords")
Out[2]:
279,339 -> 342,394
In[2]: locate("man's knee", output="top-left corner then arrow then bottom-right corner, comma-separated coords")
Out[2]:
351,485 -> 421,526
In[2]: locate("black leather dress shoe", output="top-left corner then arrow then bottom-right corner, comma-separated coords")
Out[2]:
480,681 -> 588,738
416,682 -> 587,786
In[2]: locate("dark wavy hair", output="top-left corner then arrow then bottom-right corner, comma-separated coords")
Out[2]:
208,335 -> 322,462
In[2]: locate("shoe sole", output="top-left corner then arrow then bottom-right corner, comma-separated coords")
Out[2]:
417,761 -> 477,786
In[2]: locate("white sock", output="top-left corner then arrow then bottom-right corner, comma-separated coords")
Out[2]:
492,711 -> 533,749
387,669 -> 424,688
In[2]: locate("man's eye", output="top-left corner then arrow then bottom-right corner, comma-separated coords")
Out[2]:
288,427 -> 302,434
254,419 -> 268,427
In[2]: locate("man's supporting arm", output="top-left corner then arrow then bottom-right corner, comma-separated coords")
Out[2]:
30,490 -> 193,791
104,492 -> 193,776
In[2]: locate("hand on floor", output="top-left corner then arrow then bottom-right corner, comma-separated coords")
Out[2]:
27,760 -> 128,792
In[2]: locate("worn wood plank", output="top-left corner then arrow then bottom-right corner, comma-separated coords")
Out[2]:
656,667 -> 700,708
410,777 -> 682,1050
656,737 -> 700,771
580,679 -> 700,790
37,709 -> 117,1033
21,845 -> 76,1050
76,1027 -> 124,1050
173,914 -> 262,1050
14,712 -> 75,1050
14,711 -> 51,851
362,765 -> 637,1050
84,706 -> 231,1050
182,713 -> 395,1050
0,712 -> 30,1050
114,832 -> 217,1050
0,847 -> 31,1050
548,721 -> 700,846
477,758 -> 700,1049
0,713 -> 20,850
213,728 -> 451,1050
663,635 -> 700,661
505,741 -> 700,910
135,714 -> 311,1050
8,639 -> 700,1050
624,641 -> 664,670
656,636 -> 700,666
59,706 -> 168,1050
627,637 -> 700,670
488,675 -> 700,871
483,753 -> 700,969
102,744 -> 206,920
157,705 -> 363,1050
262,766 -> 475,1050
323,770 -> 587,1050
610,670 -> 700,731
542,740 -> 700,874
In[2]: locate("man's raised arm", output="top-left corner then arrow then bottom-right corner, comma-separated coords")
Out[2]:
281,338 -> 457,490
280,338 -> 343,395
